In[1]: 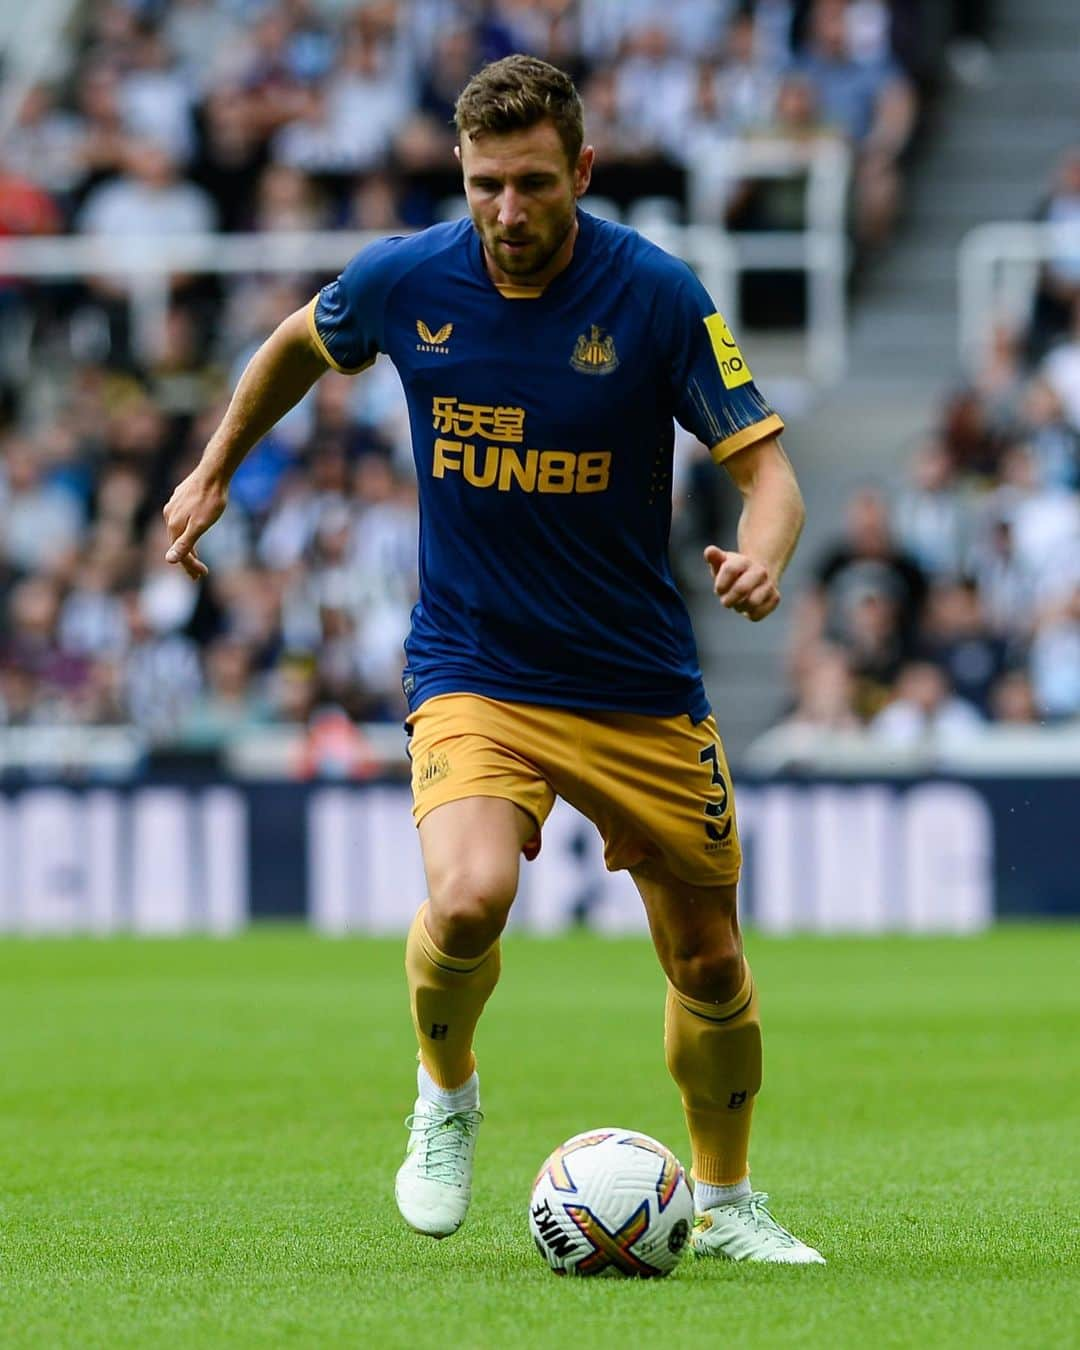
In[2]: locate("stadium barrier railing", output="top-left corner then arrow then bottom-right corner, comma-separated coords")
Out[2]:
958,219 -> 1080,374
0,139 -> 851,386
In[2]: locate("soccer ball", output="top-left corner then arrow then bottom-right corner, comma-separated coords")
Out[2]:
529,1127 -> 694,1277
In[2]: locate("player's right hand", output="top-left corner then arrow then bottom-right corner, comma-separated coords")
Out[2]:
162,470 -> 228,580
704,545 -> 781,622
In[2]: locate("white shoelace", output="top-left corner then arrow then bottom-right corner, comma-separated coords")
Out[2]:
404,1108 -> 483,1184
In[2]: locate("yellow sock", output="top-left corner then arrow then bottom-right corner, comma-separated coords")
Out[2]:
405,902 -> 501,1089
664,960 -> 762,1186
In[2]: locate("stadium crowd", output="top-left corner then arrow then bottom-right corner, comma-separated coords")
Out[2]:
1,0 -> 961,245
775,149 -> 1080,749
0,0 -> 992,751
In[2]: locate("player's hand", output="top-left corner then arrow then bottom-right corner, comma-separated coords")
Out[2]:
162,469 -> 228,580
704,546 -> 780,622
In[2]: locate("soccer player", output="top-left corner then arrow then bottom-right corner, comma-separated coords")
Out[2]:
163,55 -> 823,1265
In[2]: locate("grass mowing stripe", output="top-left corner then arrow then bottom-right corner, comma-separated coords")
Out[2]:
0,928 -> 1076,1348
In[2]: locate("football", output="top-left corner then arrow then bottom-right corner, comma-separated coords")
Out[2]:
528,1128 -> 694,1277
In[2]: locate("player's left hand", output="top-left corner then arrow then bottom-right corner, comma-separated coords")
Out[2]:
162,469 -> 228,580
704,546 -> 780,622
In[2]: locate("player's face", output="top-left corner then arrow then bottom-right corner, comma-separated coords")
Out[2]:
459,121 -> 594,286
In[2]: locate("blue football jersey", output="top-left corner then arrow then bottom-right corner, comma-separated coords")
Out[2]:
308,210 -> 783,721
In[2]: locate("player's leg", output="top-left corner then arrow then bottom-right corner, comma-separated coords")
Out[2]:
633,859 -> 823,1264
632,863 -> 759,1195
396,695 -> 555,1238
556,706 -> 823,1263
410,795 -> 536,1091
397,796 -> 536,1238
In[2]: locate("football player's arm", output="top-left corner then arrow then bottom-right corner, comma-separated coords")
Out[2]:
704,435 -> 805,622
163,306 -> 331,579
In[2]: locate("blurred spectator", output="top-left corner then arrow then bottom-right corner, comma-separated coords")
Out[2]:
269,650 -> 319,726
988,669 -> 1040,726
72,65 -> 132,193
871,661 -> 983,746
117,23 -> 196,165
2,86 -> 85,204
789,0 -> 916,244
967,515 -> 1039,641
726,74 -> 837,324
580,0 -> 735,62
893,435 -> 968,578
840,579 -> 909,718
162,0 -> 244,96
325,21 -> 414,171
920,577 -> 1008,716
190,86 -> 269,232
581,64 -> 656,168
715,12 -> 781,132
0,155 -> 63,348
782,641 -> 861,731
1041,298 -> 1080,434
743,638 -> 860,772
1018,378 -> 1080,492
791,0 -> 912,144
1027,148 -> 1080,362
1028,582 -> 1080,720
974,324 -> 1026,434
58,547 -> 129,659
0,158 -> 63,242
346,171 -> 407,231
179,637 -> 273,746
251,163 -> 329,233
616,25 -> 696,161
417,26 -> 482,135
122,588 -> 203,738
76,139 -> 219,350
810,486 -> 928,646
145,305 -> 223,418
940,386 -> 1001,479
979,442 -> 1080,590
684,19 -> 792,226
0,436 -> 85,574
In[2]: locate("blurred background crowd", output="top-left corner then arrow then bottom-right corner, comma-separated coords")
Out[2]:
5,0 -> 1077,760
768,145 -> 1080,753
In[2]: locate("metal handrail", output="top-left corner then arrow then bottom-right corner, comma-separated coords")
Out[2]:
958,220 -> 1080,374
0,139 -> 851,386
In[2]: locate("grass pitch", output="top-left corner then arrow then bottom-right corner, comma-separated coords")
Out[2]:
0,927 -> 1076,1349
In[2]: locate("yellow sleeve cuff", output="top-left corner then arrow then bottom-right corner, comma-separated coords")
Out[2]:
710,413 -> 785,464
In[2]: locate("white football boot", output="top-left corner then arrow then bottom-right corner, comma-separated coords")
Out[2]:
394,1097 -> 483,1238
691,1192 -> 826,1264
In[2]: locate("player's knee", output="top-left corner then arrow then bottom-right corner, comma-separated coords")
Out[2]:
668,937 -> 744,1004
427,857 -> 517,951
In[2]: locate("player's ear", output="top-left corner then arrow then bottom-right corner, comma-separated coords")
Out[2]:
574,145 -> 594,199
454,144 -> 462,167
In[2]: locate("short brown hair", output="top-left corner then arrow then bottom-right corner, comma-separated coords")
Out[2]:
454,55 -> 584,165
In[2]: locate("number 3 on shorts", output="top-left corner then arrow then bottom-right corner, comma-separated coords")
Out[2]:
698,743 -> 732,844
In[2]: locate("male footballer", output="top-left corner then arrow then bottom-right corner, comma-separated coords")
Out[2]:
164,55 -> 822,1264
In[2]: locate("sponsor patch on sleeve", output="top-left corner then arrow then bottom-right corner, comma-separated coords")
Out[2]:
704,312 -> 753,390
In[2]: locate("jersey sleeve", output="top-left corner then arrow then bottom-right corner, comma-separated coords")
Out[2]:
307,236 -> 403,374
662,265 -> 784,462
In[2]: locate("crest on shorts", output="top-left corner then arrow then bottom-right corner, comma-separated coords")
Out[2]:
571,325 -> 619,375
417,750 -> 450,791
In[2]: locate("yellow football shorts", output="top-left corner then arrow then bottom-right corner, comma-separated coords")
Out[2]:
406,694 -> 741,886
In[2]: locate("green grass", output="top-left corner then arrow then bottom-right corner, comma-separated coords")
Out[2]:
0,928 -> 1076,1349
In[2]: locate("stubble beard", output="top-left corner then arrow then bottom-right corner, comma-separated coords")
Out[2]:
483,199 -> 577,281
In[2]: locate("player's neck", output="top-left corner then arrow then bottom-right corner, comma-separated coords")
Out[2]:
482,214 -> 580,292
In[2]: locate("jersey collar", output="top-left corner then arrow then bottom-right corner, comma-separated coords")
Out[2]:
471,208 -> 597,300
